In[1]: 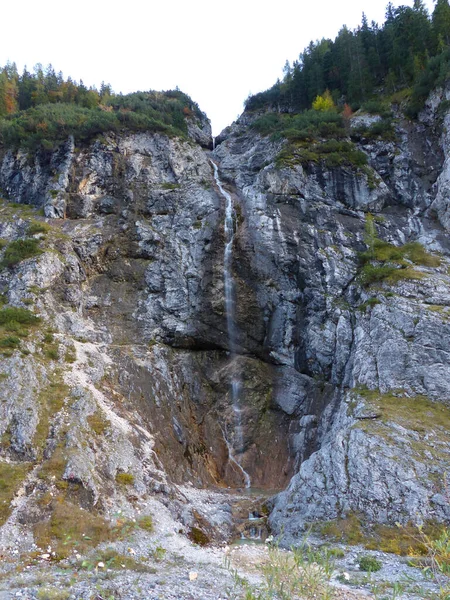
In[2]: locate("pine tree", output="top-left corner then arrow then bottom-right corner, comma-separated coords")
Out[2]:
432,0 -> 450,47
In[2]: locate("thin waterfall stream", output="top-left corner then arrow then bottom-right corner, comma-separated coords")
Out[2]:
210,159 -> 251,489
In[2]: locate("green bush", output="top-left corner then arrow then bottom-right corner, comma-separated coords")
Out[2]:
402,241 -> 441,267
252,109 -> 345,141
28,221 -> 51,235
361,100 -> 392,118
137,515 -> 153,532
45,347 -> 59,360
407,49 -> 450,118
0,307 -> 40,326
360,215 -> 440,286
0,336 -> 21,349
352,118 -> 396,142
278,138 -> 367,169
0,89 -> 204,150
359,555 -> 382,572
1,238 -> 42,268
115,472 -> 134,485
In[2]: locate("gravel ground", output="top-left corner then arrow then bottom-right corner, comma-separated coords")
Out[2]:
0,490 -> 445,599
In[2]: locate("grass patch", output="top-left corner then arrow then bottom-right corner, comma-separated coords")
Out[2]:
0,307 -> 41,355
359,216 -> 440,287
33,380 -> 69,458
150,545 -> 166,561
0,462 -> 32,525
319,514 -> 446,556
36,590 -> 70,600
33,498 -> 115,559
365,522 -> 445,555
64,345 -> 76,363
353,386 -> 450,489
319,513 -> 364,545
79,548 -> 156,573
358,297 -> 381,311
0,335 -> 21,349
161,182 -> 180,190
228,542 -> 336,600
0,307 -> 40,327
32,496 -> 140,561
87,411 -> 110,436
44,347 -> 59,360
28,220 -> 52,235
36,446 -> 67,483
115,472 -> 134,486
137,515 -> 153,532
354,386 -> 450,434
427,304 -> 447,313
0,238 -> 42,268
277,138 -> 367,170
360,263 -> 424,286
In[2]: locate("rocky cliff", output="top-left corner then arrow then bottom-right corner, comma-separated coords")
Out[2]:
0,85 -> 449,553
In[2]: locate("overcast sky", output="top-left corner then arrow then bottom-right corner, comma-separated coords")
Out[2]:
1,0 -> 436,135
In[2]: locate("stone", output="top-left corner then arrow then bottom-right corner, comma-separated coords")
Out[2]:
0,84 -> 449,556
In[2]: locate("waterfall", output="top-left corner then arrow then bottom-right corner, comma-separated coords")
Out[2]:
211,159 -> 251,489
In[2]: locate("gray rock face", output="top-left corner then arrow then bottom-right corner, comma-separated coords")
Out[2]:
430,85 -> 450,229
212,99 -> 450,534
0,89 -> 449,549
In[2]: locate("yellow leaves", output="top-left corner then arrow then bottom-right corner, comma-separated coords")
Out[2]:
312,89 -> 336,112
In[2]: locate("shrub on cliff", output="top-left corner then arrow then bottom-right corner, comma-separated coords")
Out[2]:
0,238 -> 42,268
359,215 -> 441,286
0,89 -> 204,150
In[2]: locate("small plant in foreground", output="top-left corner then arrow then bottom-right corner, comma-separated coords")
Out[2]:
359,555 -> 382,571
420,526 -> 450,598
225,539 -> 335,600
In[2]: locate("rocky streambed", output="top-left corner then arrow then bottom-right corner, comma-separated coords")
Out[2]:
0,487 -> 443,600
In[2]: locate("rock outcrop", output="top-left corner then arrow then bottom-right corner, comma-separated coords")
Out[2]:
0,84 -> 449,551
213,84 -> 450,537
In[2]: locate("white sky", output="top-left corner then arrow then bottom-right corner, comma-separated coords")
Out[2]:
1,0 -> 436,135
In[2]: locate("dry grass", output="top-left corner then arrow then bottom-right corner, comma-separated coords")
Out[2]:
360,217 -> 440,287
319,514 -> 446,556
0,462 -> 32,525
33,498 -> 115,559
33,380 -> 69,459
115,472 -> 134,485
87,411 -> 110,436
354,387 -> 450,442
